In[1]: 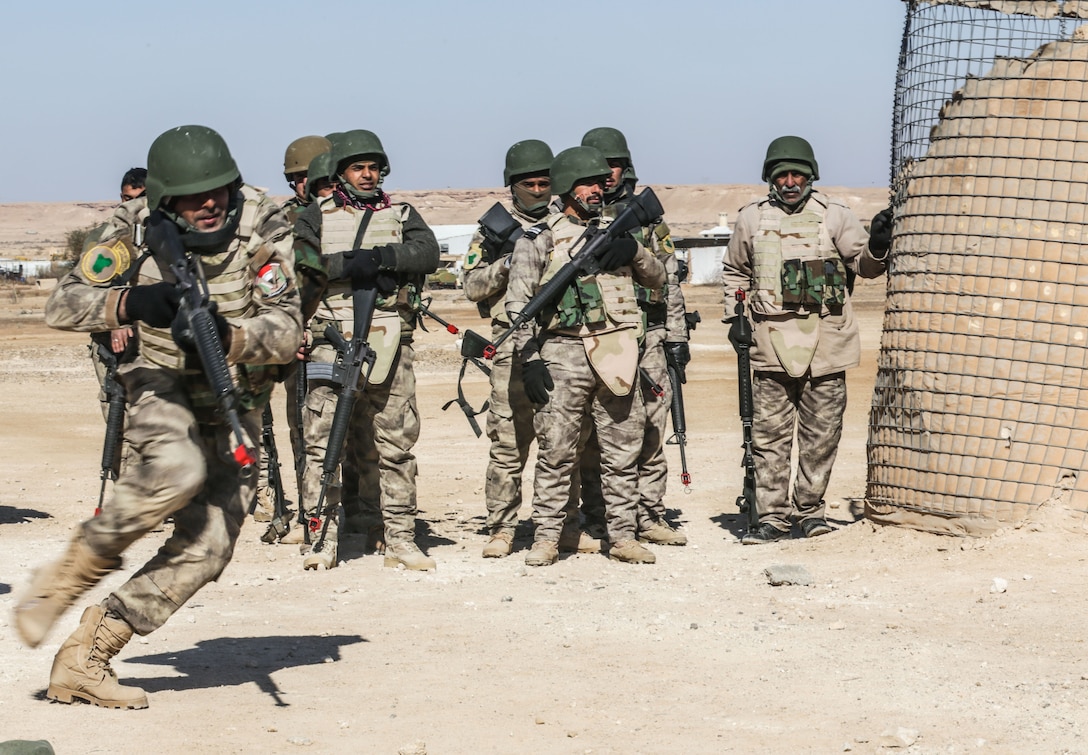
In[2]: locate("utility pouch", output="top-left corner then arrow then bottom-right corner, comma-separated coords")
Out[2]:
781,259 -> 805,306
823,258 -> 847,307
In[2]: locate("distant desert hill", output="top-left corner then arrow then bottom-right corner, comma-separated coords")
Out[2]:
0,184 -> 891,262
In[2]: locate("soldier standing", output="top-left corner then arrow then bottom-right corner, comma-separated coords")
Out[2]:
251,136 -> 333,530
579,127 -> 691,547
506,145 -> 666,567
293,129 -> 440,570
722,135 -> 891,543
14,125 -> 303,708
463,140 -> 554,558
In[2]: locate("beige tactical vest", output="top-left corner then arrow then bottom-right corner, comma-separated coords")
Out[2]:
539,213 -> 643,395
750,195 -> 838,316
309,198 -> 414,384
137,185 -> 281,408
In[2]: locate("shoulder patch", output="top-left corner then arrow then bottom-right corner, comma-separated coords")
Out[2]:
80,237 -> 133,284
464,242 -> 484,271
257,262 -> 289,298
523,222 -> 548,240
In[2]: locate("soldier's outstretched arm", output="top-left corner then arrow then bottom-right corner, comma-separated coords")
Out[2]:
45,239 -> 140,333
630,244 -> 666,290
828,200 -> 887,280
379,205 -> 441,275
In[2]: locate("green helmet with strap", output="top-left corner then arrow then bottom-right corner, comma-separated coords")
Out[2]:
581,126 -> 638,187
145,125 -> 240,211
762,135 -> 820,182
550,145 -> 611,197
333,129 -> 389,177
503,139 -> 553,186
305,150 -> 336,201
283,135 -> 332,176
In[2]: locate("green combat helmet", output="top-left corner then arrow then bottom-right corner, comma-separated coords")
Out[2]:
551,145 -> 610,216
332,129 -> 389,202
761,135 -> 820,182
581,126 -> 638,198
145,125 -> 240,212
503,139 -> 553,186
305,150 -> 336,201
283,135 -> 332,177
505,139 -> 553,218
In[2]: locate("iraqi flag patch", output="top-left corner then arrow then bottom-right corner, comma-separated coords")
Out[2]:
257,262 -> 288,297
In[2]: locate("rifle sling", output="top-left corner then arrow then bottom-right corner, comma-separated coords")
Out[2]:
442,358 -> 489,438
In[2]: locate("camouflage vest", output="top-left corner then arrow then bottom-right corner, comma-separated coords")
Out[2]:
310,198 -> 415,384
750,194 -> 846,317
138,185 -> 280,411
539,213 -> 643,396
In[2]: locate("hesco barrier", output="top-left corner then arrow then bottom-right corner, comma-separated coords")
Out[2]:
867,3 -> 1088,534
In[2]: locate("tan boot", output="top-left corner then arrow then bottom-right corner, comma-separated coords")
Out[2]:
638,522 -> 688,546
558,529 -> 603,554
609,539 -> 656,564
252,487 -> 275,522
46,604 -> 148,709
14,535 -> 122,648
303,509 -> 339,570
384,542 -> 436,571
525,540 -> 559,567
482,532 -> 514,559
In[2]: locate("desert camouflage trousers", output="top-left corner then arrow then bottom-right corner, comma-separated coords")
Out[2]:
483,322 -> 537,536
578,327 -> 672,533
531,335 -> 643,544
85,360 -> 259,636
752,370 -> 846,527
301,343 -> 420,544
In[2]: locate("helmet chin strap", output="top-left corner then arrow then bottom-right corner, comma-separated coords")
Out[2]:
164,188 -> 243,254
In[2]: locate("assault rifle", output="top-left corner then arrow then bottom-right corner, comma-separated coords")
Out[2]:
294,357 -> 308,534
730,290 -> 758,531
258,404 -> 292,544
665,311 -> 700,491
94,343 -> 125,516
417,298 -> 492,437
477,202 -> 524,263
146,211 -> 256,472
303,284 -> 379,555
461,187 -> 665,361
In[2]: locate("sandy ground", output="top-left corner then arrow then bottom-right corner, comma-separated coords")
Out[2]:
0,190 -> 1086,754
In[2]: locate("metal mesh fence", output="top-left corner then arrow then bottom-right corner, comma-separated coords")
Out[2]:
867,0 -> 1088,534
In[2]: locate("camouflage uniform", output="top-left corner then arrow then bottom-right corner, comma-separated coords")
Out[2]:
507,212 -> 666,548
462,205 -> 541,539
293,187 -> 439,562
579,216 -> 689,537
722,188 -> 885,531
38,183 -> 301,633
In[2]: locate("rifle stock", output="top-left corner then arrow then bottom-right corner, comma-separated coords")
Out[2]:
730,289 -> 758,531
461,187 -> 664,360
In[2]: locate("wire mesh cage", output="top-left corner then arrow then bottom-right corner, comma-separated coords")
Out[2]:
867,0 -> 1088,534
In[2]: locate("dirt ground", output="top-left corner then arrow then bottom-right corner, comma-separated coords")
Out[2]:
1,208 -> 1087,753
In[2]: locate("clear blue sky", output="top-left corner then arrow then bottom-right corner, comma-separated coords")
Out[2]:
1,0 -> 905,202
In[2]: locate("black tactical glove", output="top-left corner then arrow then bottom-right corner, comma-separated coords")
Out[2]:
346,248 -> 384,283
171,301 -> 229,354
597,237 -> 638,271
868,207 -> 894,258
664,341 -> 691,384
124,282 -> 182,327
521,359 -> 554,404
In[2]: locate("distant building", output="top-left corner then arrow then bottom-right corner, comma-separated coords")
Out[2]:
676,212 -> 732,286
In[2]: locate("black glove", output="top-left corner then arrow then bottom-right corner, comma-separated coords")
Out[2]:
171,301 -> 229,354
597,237 -> 638,271
521,359 -> 554,404
868,207 -> 893,257
664,341 -> 691,384
124,282 -> 181,327
346,248 -> 385,284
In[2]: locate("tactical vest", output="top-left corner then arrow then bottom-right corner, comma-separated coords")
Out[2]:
138,185 -> 280,411
749,194 -> 847,317
537,213 -> 643,338
313,198 -> 421,328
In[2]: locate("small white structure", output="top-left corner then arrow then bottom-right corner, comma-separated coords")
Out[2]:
431,224 -> 478,259
0,259 -> 55,281
683,212 -> 732,286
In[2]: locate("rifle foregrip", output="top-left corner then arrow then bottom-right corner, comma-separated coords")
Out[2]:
101,394 -> 125,477
190,308 -> 234,401
667,365 -> 687,435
